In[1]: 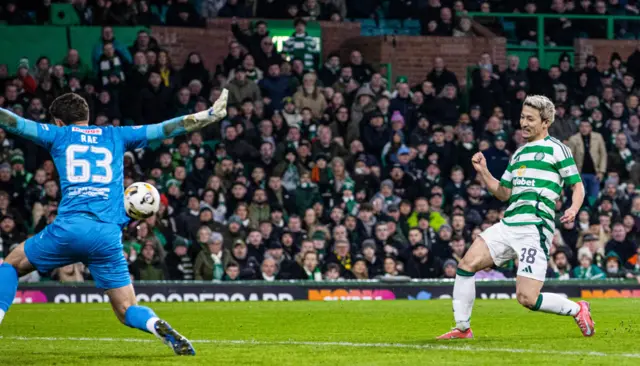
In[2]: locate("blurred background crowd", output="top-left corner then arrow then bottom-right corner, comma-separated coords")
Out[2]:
0,0 -> 639,283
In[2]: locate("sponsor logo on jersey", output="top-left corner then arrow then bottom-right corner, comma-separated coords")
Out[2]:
513,177 -> 535,187
72,127 -> 102,135
132,126 -> 143,129
516,165 -> 527,177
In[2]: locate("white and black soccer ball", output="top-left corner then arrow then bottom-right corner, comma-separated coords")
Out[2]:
124,182 -> 160,220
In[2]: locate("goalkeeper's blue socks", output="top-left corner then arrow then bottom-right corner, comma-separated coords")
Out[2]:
0,262 -> 19,324
124,305 -> 196,355
124,305 -> 160,335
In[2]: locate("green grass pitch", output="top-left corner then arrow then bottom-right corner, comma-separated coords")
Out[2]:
1,299 -> 639,365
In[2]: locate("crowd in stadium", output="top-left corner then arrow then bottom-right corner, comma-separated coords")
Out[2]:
0,0 -> 639,283
2,1 -> 640,39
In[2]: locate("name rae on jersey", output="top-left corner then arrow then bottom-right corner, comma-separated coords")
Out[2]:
72,126 -> 102,144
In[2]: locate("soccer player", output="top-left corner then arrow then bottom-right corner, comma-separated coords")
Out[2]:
437,95 -> 595,340
0,89 -> 229,355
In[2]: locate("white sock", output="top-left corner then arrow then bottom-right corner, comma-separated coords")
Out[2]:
0,309 -> 5,325
535,293 -> 580,316
453,272 -> 475,331
146,316 -> 161,338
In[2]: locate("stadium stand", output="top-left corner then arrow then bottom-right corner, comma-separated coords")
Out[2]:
0,0 -> 638,283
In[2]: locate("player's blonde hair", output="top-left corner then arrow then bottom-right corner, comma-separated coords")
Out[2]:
523,95 -> 555,125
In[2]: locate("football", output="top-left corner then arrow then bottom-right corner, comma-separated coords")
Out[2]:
124,182 -> 160,220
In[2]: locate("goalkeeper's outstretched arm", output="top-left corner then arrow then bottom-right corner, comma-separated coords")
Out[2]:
0,107 -> 60,147
145,89 -> 228,141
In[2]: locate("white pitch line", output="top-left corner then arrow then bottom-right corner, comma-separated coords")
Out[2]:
0,336 -> 638,359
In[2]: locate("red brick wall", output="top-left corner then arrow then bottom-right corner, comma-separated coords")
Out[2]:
343,36 -> 507,86
152,21 -> 507,87
574,39 -> 640,70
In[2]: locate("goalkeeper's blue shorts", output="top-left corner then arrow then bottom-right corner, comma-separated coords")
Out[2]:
25,214 -> 131,290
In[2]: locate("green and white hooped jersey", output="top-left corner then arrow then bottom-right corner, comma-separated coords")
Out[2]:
499,136 -> 581,256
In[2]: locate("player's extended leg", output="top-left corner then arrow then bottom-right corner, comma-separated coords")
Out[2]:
0,242 -> 35,324
437,237 -> 495,339
105,284 -> 196,355
87,217 -> 196,356
516,275 -> 595,337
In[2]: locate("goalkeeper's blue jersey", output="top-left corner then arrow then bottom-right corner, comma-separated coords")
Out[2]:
32,123 -> 151,227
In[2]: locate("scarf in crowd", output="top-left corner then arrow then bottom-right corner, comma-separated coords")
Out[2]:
305,267 -> 323,280
160,68 -> 171,87
246,68 -> 259,82
574,265 -> 604,279
385,195 -> 397,205
619,147 -> 636,172
342,196 -> 358,216
282,163 -> 300,191
334,252 -> 352,270
211,252 -> 224,280
610,132 -> 617,147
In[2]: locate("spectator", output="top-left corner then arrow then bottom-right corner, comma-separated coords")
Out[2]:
405,243 -> 442,278
60,49 -> 89,83
605,222 -> 637,263
473,2 -> 502,35
568,120 -> 608,201
181,52 -> 210,92
604,251 -> 634,279
293,72 -> 326,120
572,247 -> 606,279
549,248 -> 572,279
254,36 -> 284,74
137,70 -> 173,125
16,59 -> 37,95
426,57 -> 459,95
227,65 -> 262,106
194,231 -> 232,280
165,0 -> 205,27
218,0 -> 252,18
255,257 -> 278,281
222,262 -> 241,281
436,7 -> 455,36
136,1 -> 161,26
453,16 -> 475,37
283,18 -> 319,71
156,50 -> 180,89
259,63 -> 292,111
1,1 -> 32,25
107,0 -> 137,25
131,240 -> 169,281
348,50 -> 374,85
164,236 -> 194,280
546,0 -> 574,46
92,26 -> 132,71
317,53 -> 341,89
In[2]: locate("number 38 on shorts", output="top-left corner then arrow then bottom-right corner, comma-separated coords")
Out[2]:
479,221 -> 549,281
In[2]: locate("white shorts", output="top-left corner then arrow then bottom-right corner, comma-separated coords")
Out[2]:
479,221 -> 548,281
